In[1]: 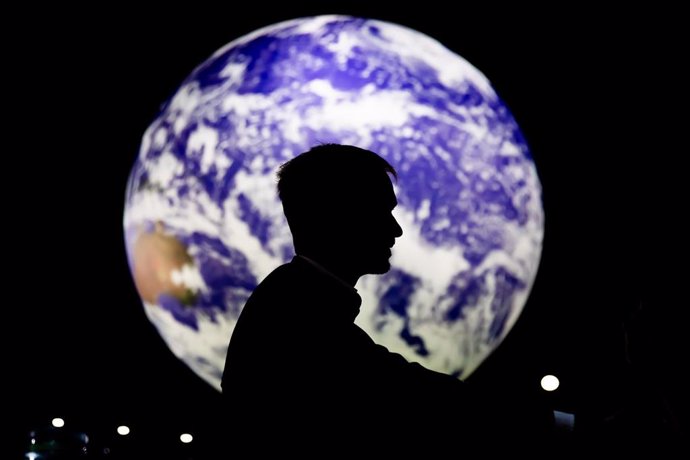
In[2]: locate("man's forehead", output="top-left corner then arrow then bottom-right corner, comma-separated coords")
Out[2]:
350,178 -> 397,208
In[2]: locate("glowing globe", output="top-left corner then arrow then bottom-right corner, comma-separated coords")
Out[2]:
123,15 -> 544,391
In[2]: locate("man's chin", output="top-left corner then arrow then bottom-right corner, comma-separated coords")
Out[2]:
367,260 -> 391,275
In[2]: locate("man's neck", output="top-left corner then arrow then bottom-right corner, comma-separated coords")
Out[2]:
296,253 -> 359,289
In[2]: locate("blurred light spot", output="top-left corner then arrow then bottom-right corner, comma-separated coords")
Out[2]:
540,374 -> 559,391
52,417 -> 65,428
180,433 -> 193,443
117,425 -> 130,436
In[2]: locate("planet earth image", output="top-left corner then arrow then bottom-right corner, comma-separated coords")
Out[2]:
123,15 -> 544,391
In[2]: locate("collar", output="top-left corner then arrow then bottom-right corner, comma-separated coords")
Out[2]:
294,255 -> 362,321
295,255 -> 359,296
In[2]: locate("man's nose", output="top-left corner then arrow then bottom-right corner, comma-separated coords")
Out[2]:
392,216 -> 403,238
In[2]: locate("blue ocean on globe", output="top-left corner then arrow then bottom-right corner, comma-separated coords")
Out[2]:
123,15 -> 544,391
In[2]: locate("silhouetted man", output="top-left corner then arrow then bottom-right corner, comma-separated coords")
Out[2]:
221,144 -> 486,453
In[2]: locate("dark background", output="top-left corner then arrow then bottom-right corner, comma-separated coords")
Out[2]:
11,3 -> 684,457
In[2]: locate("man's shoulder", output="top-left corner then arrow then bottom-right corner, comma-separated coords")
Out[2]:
253,258 -> 310,292
242,258 -> 316,313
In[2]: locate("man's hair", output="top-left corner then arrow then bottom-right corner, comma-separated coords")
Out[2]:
276,143 -> 397,242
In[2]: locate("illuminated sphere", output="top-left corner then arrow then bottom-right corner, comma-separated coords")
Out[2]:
123,15 -> 544,390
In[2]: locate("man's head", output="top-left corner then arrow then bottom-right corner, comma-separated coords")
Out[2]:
277,144 -> 403,281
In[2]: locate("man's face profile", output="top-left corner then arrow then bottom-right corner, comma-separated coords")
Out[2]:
331,171 -> 402,276
278,144 -> 403,279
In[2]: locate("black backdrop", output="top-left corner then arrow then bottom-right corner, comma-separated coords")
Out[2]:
11,3 -> 684,457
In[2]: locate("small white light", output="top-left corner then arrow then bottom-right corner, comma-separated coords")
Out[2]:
540,374 -> 560,391
52,417 -> 65,428
117,425 -> 130,436
31,438 -> 36,445
180,433 -> 193,444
